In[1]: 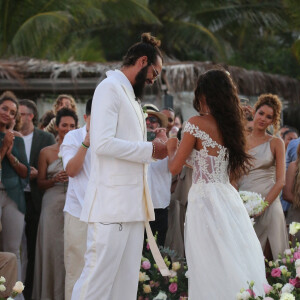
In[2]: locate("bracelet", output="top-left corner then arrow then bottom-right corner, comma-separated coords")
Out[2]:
13,156 -> 19,167
152,142 -> 156,158
81,142 -> 89,149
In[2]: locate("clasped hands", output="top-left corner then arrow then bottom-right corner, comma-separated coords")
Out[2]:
151,128 -> 179,160
52,170 -> 69,183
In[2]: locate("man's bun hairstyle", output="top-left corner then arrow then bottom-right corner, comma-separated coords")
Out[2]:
122,32 -> 162,67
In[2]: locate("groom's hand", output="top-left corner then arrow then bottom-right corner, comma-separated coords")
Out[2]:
152,138 -> 167,160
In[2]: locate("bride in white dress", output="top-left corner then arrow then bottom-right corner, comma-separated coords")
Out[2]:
167,69 -> 267,299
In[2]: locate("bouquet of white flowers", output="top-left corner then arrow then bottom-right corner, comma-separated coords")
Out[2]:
239,191 -> 268,217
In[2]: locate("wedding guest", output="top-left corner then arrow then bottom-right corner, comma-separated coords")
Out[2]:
18,99 -> 55,300
32,108 -> 78,300
38,110 -> 55,130
44,94 -> 77,136
165,122 -> 192,258
238,93 -> 288,260
283,144 -> 300,241
144,104 -> 170,247
281,136 -> 300,215
279,125 -> 293,139
283,129 -> 298,150
161,107 -> 175,136
0,92 -> 29,281
174,115 -> 182,129
60,99 -> 92,300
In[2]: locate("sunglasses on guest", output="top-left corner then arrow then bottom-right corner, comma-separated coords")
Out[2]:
146,116 -> 159,124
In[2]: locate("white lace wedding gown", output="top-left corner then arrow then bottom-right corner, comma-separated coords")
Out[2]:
183,122 -> 267,299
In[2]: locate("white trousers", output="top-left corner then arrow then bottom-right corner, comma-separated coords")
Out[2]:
71,221 -> 144,300
64,213 -> 88,300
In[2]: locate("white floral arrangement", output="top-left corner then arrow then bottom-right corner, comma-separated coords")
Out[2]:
239,191 -> 268,217
0,277 -> 24,300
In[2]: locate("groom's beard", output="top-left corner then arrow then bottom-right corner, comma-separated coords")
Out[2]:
133,66 -> 148,100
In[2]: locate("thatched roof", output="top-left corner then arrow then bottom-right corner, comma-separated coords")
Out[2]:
0,58 -> 299,103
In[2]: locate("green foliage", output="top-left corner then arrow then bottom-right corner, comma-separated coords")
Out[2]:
0,0 -> 299,78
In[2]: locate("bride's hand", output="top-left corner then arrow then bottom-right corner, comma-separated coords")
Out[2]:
167,138 -> 179,156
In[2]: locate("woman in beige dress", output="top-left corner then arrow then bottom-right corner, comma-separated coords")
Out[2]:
283,144 -> 300,242
238,94 -> 288,260
33,108 -> 78,300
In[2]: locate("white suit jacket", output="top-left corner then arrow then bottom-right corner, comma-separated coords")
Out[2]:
80,70 -> 155,223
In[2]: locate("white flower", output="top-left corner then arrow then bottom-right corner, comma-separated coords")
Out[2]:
241,291 -> 251,300
169,270 -> 177,278
236,292 -> 243,300
139,272 -> 150,282
280,265 -> 288,271
239,191 -> 267,217
289,222 -> 300,235
7,298 -> 14,300
281,283 -> 294,294
236,291 -> 251,300
280,293 -> 295,300
0,276 -> 5,284
284,249 -> 292,256
295,259 -> 300,268
12,281 -> 25,294
185,270 -> 189,278
154,291 -> 168,300
0,284 -> 6,292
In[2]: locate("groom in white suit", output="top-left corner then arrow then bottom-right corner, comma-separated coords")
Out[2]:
71,33 -> 167,300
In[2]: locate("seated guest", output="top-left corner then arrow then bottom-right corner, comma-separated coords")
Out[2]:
32,108 -> 78,300
44,94 -> 77,136
144,104 -> 170,247
0,92 -> 29,282
60,99 -> 92,300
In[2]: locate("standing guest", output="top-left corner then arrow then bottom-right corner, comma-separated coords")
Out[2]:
279,125 -> 293,139
144,104 -> 170,247
32,108 -> 77,300
0,92 -> 29,281
60,99 -> 92,300
44,94 -> 77,136
167,69 -> 267,299
38,110 -> 55,130
0,252 -> 17,298
283,129 -> 298,150
161,107 -> 175,137
238,94 -> 288,260
283,144 -> 300,242
282,137 -> 300,214
18,99 -> 56,300
174,115 -> 182,130
72,33 -> 168,300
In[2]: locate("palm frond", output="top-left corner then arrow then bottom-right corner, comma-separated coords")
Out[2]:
9,11 -> 74,56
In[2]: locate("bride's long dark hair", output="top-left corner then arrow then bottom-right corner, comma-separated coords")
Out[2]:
193,69 -> 251,181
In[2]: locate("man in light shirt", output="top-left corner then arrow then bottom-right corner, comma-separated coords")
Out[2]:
60,99 -> 92,300
144,104 -> 171,247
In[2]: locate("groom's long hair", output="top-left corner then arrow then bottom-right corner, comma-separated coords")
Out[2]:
193,69 -> 252,181
122,33 -> 163,67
